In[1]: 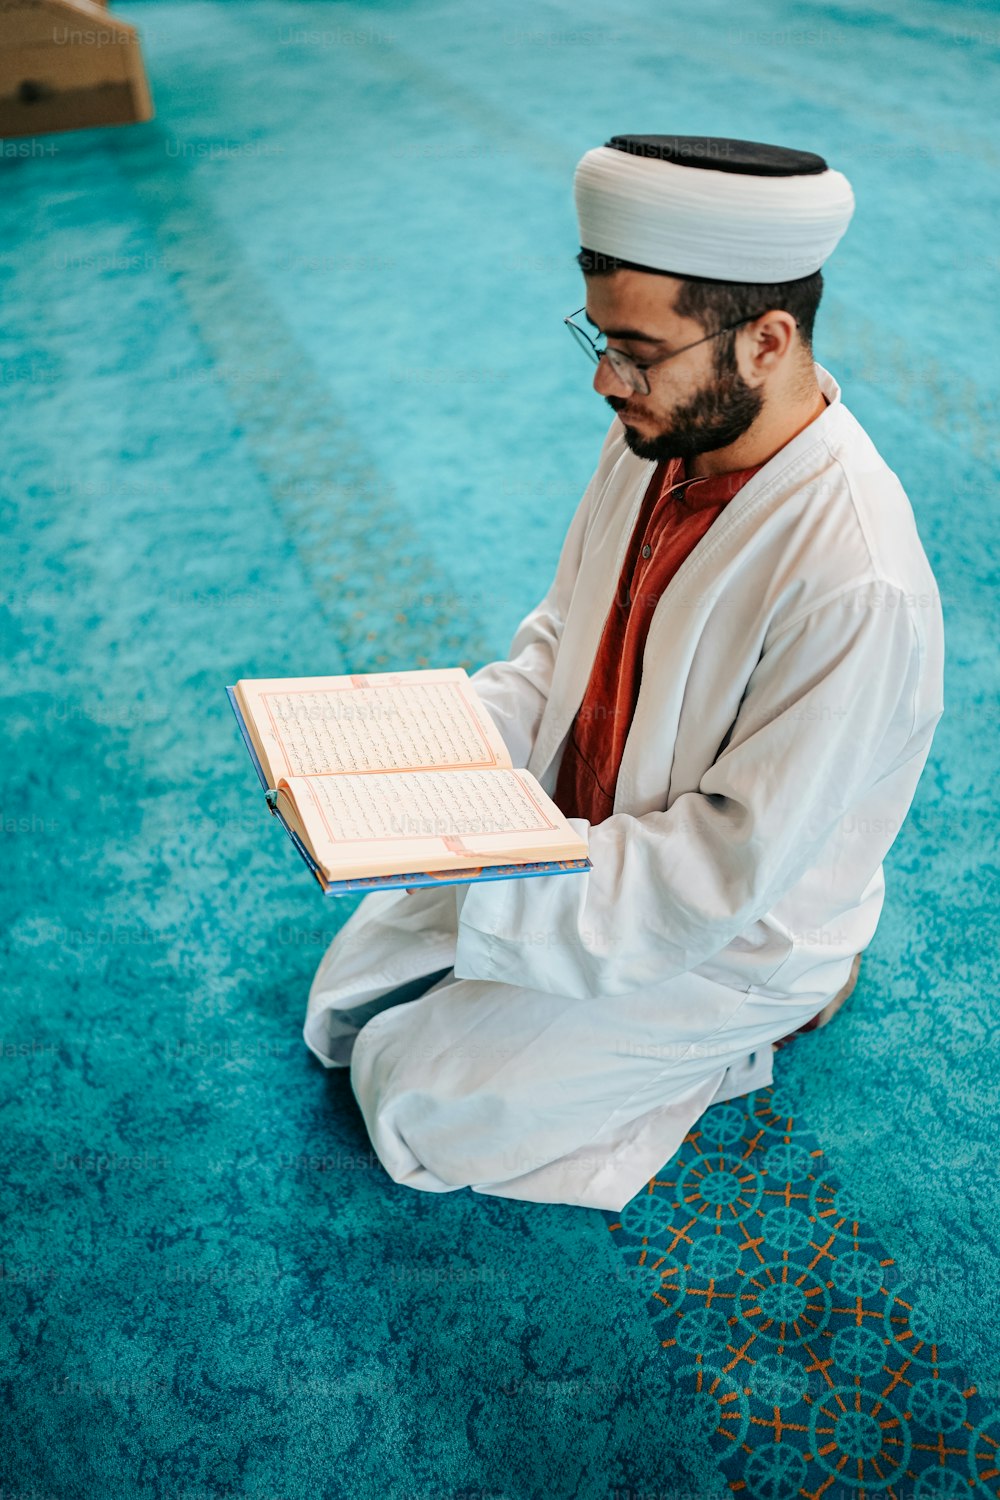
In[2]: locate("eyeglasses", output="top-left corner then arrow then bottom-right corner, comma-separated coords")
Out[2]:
564,305 -> 773,395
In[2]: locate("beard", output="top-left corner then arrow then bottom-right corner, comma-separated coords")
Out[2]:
607,342 -> 765,463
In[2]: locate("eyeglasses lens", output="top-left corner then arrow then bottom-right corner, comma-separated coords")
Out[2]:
567,321 -> 600,363
567,318 -> 647,394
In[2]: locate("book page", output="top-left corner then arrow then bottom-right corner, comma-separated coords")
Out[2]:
236,668 -> 511,783
280,768 -> 588,879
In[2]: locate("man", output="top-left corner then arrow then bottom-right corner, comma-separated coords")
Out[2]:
304,135 -> 944,1213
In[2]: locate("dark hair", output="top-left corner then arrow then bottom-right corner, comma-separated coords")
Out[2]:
575,247 -> 823,359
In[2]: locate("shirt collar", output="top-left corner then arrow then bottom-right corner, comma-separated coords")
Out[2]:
654,454 -> 767,512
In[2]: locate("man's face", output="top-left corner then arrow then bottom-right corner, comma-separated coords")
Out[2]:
583,270 -> 765,463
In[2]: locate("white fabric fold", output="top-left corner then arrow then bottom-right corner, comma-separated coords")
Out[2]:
573,144 -> 855,282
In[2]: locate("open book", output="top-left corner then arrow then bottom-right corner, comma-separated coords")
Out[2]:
227,668 -> 592,896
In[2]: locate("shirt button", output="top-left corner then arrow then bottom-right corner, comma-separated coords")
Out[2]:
641,543 -> 651,558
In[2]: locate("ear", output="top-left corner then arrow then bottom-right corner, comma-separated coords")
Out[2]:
740,310 -> 799,379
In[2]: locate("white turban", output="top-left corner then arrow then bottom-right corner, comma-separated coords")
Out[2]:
573,135 -> 855,283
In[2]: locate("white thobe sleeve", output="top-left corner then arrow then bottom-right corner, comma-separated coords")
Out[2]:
453,581 -> 942,1000
464,428 -> 620,769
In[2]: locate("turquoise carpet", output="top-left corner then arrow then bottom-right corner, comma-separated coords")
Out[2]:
2,2 -> 998,1496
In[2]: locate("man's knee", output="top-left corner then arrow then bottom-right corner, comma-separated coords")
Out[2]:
349,1016 -> 527,1189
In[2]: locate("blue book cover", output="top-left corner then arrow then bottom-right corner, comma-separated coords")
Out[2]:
225,685 -> 592,897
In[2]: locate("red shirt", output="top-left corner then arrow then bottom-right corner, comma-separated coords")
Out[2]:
552,453 -> 766,825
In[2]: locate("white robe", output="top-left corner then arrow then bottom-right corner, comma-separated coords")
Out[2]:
304,361 -> 944,1212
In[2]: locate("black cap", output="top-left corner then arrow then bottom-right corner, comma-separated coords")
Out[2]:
605,135 -> 828,177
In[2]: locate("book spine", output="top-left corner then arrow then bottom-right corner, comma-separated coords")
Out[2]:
226,686 -> 270,792
321,859 -> 592,897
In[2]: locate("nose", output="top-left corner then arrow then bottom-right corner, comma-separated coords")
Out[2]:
592,353 -> 633,399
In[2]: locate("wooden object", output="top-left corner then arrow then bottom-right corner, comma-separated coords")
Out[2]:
0,0 -> 153,138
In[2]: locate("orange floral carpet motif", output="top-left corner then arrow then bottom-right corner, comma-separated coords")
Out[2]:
607,1085 -> 999,1500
